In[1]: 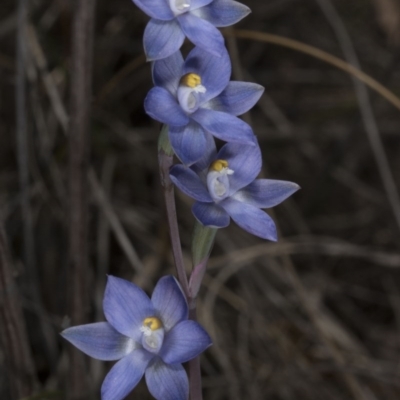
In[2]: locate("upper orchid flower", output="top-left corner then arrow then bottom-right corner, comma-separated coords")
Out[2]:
132,0 -> 251,60
61,275 -> 212,400
145,46 -> 264,165
170,137 -> 300,240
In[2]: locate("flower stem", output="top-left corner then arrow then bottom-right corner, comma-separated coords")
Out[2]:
158,126 -> 190,300
158,126 -> 203,400
188,306 -> 203,400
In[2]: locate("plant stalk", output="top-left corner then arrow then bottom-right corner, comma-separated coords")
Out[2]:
158,139 -> 190,300
188,306 -> 203,400
158,126 -> 203,400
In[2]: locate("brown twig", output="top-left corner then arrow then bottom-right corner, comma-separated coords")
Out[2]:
88,168 -> 144,273
208,236 -> 400,270
226,29 -> 400,112
67,0 -> 96,398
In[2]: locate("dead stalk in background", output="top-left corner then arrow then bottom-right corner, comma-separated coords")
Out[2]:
67,0 -> 96,398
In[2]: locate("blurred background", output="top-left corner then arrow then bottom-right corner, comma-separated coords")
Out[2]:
1,0 -> 400,399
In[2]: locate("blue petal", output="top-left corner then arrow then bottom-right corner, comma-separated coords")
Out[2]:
169,121 -> 207,165
170,165 -> 212,202
192,108 -> 255,144
145,358 -> 189,400
144,19 -> 185,61
178,12 -> 226,58
221,198 -> 278,240
191,131 -> 217,176
152,50 -> 184,95
131,0 -> 174,20
151,276 -> 188,331
233,179 -> 300,208
160,320 -> 212,364
190,0 -> 214,10
183,45 -> 231,104
145,87 -> 189,126
192,201 -> 230,228
208,82 -> 264,116
101,349 -> 153,400
194,0 -> 251,27
104,276 -> 155,341
217,141 -> 261,194
61,322 -> 135,361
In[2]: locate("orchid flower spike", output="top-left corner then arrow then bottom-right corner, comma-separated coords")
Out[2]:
145,46 -> 264,165
131,0 -> 251,60
170,137 -> 300,240
61,276 -> 212,400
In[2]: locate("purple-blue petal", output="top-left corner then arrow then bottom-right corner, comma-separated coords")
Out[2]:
151,276 -> 188,331
183,46 -> 231,103
209,82 -> 264,116
221,198 -> 278,240
194,0 -> 251,27
170,165 -> 212,202
217,141 -> 262,194
103,276 -> 155,341
169,121 -> 207,165
160,320 -> 212,364
145,358 -> 189,400
61,322 -> 135,361
152,50 -> 184,95
144,19 -> 185,61
190,0 -> 214,10
233,179 -> 300,208
145,87 -> 189,126
192,108 -> 255,144
101,349 -> 153,400
191,131 -> 217,176
131,0 -> 174,20
192,201 -> 230,228
178,12 -> 226,58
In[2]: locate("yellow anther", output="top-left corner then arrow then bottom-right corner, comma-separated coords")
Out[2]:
209,160 -> 229,172
180,73 -> 202,88
143,317 -> 163,331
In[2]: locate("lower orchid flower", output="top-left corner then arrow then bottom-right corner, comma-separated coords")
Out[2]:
170,137 -> 300,240
61,275 -> 212,400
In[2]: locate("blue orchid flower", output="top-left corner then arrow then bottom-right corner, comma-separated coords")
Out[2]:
132,0 -> 251,60
170,137 -> 300,240
61,275 -> 211,400
145,46 -> 264,165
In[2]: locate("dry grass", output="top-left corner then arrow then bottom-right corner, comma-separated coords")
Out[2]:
1,0 -> 400,399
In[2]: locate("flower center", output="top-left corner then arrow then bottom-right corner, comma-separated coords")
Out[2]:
177,73 -> 206,113
142,317 -> 163,331
140,317 -> 164,354
169,0 -> 190,14
209,160 -> 230,172
207,160 -> 234,201
180,73 -> 203,89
